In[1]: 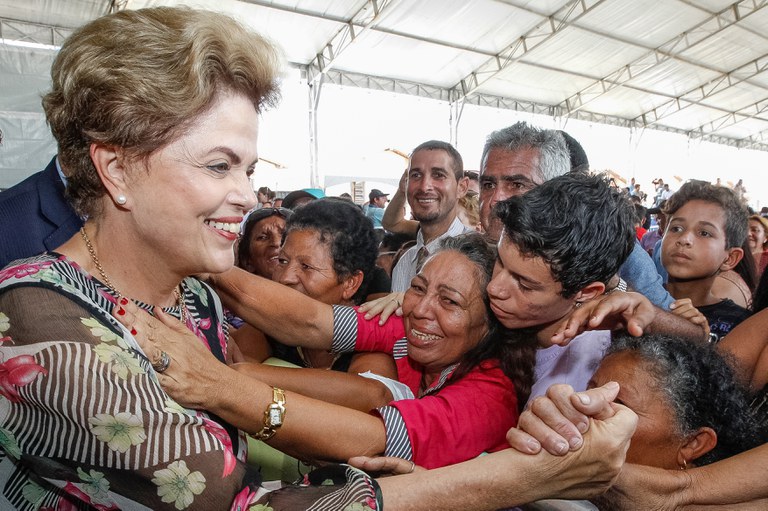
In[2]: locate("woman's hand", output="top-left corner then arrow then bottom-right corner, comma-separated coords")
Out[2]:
550,291 -> 656,346
506,382 -> 622,456
359,292 -> 404,325
112,299 -> 234,410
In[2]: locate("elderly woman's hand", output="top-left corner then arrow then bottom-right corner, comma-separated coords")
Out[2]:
506,382 -> 621,456
550,291 -> 655,346
112,299 -> 234,410
359,292 -> 405,325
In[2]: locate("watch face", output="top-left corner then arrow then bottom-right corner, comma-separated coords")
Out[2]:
268,407 -> 282,426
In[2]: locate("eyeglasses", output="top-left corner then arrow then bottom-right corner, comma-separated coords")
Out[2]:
245,207 -> 293,226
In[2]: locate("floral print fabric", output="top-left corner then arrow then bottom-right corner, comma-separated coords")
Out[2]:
0,254 -> 263,510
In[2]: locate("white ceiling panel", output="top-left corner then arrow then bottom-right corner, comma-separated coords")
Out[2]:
699,82 -> 768,112
655,103 -> 729,131
626,58 -> 722,96
480,62 -> 596,104
576,0 -> 710,48
712,117 -> 768,140
577,86 -> 668,119
1,0 -> 766,150
680,25 -> 768,73
523,26 -> 649,78
374,0 -> 543,55
333,29 -> 488,87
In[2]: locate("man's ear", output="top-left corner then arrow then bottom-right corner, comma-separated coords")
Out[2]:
456,175 -> 469,199
720,247 -> 744,272
341,271 -> 365,301
90,142 -> 130,208
573,281 -> 606,305
678,427 -> 717,468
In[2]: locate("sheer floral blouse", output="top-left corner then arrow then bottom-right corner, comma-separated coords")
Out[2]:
0,254 -> 264,510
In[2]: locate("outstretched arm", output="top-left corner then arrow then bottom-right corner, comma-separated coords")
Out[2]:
372,403 -> 637,511
551,291 -> 708,346
211,267 -> 335,350
117,303 -> 387,464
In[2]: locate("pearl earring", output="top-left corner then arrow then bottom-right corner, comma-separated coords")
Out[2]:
116,195 -> 127,205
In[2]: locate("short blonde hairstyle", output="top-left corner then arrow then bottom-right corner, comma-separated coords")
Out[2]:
43,7 -> 281,217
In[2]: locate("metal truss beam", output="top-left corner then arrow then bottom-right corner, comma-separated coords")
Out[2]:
455,0 -> 607,101
310,0 -> 400,85
295,64 -> 768,152
690,94 -> 768,137
560,0 -> 768,117
0,17 -> 72,47
642,52 -> 768,132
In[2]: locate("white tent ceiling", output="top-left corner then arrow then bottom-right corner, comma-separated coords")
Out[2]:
1,0 -> 767,161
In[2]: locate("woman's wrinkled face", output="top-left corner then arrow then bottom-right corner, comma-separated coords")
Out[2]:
243,215 -> 286,279
748,219 -> 766,252
589,352 -> 683,469
401,251 -> 489,375
273,229 -> 349,305
123,92 -> 258,276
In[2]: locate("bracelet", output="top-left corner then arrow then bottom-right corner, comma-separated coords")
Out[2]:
253,387 -> 286,441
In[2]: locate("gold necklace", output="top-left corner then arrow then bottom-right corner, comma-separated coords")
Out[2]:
80,227 -> 186,324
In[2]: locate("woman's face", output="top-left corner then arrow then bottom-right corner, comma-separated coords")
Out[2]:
486,236 -> 575,343
273,229 -> 352,305
122,92 -> 258,276
243,215 -> 286,279
590,352 -> 683,469
402,251 -> 489,375
748,219 -> 766,252
257,191 -> 269,204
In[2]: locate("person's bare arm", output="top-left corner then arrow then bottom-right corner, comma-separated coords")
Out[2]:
231,352 -> 397,412
231,323 -> 272,362
382,169 -> 419,236
602,445 -> 768,510
371,404 -> 637,511
210,267 -> 335,350
551,291 -> 708,346
119,303 -> 386,464
718,308 -> 768,389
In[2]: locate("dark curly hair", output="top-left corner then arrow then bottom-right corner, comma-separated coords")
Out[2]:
284,198 -> 377,304
496,172 -> 635,297
431,233 -> 537,412
607,334 -> 766,466
663,180 -> 748,249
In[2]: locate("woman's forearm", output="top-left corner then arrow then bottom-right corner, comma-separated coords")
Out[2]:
211,267 -> 335,350
214,367 -> 387,463
232,362 -> 393,412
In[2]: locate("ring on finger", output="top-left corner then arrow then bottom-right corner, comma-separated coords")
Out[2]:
407,461 -> 415,473
152,350 -> 171,373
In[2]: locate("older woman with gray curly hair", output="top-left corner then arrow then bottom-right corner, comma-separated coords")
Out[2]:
589,334 -> 764,472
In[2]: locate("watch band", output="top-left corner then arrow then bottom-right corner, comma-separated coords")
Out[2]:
253,387 -> 286,441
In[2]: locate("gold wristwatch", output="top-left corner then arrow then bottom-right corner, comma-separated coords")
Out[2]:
253,387 -> 286,441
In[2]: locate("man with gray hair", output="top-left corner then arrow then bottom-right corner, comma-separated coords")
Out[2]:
478,121 -> 675,310
479,122 -> 571,241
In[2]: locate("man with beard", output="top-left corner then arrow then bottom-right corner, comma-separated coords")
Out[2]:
389,140 -> 472,292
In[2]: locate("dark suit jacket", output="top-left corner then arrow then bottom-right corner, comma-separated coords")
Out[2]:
0,157 -> 83,268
